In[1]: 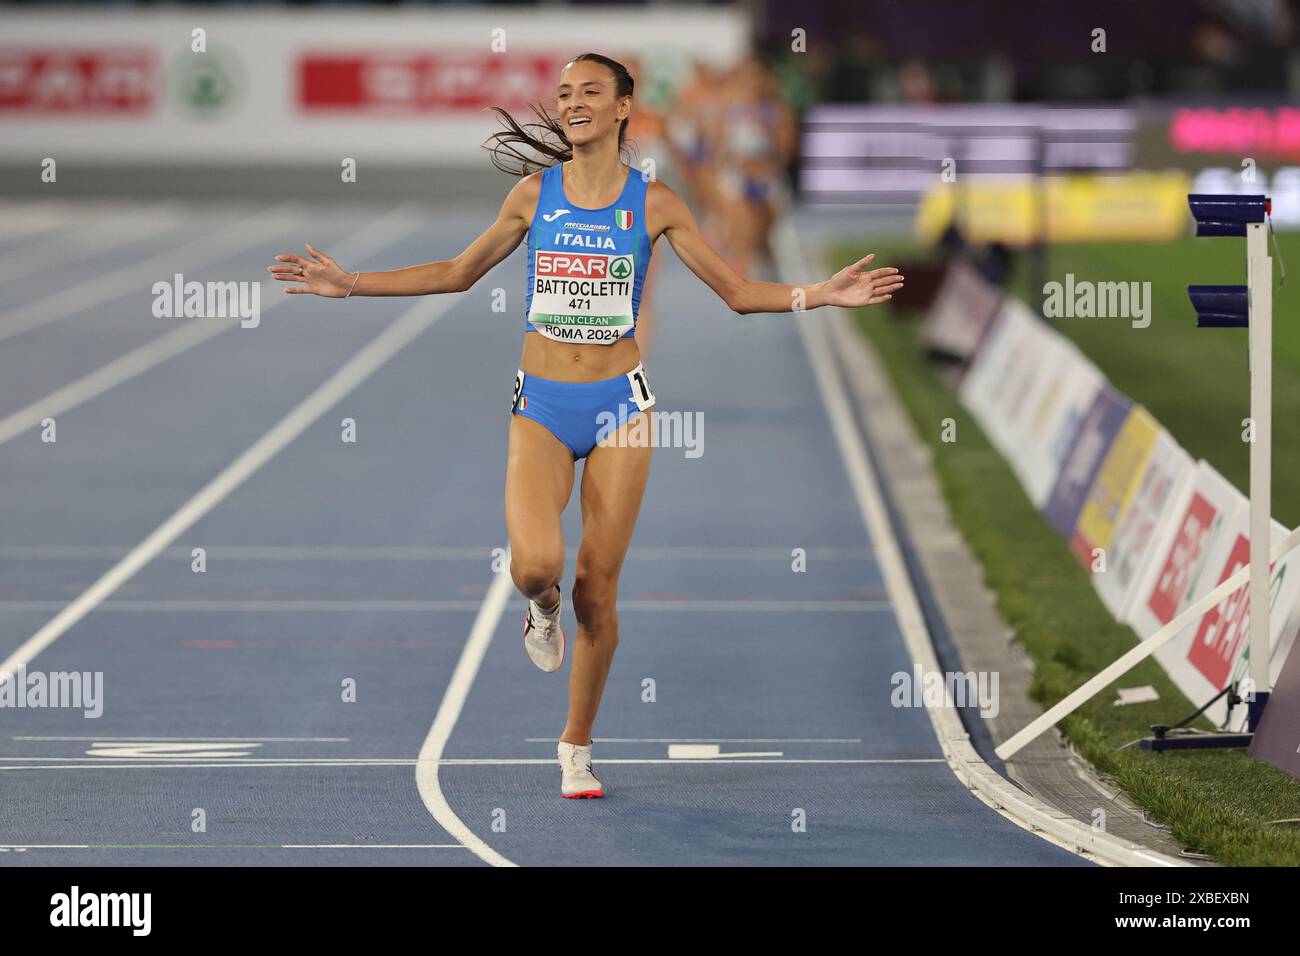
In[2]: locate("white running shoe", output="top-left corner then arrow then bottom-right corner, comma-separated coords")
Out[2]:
558,741 -> 604,799
523,594 -> 565,673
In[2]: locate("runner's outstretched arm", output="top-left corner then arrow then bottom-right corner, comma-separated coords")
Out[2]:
267,175 -> 541,298
649,180 -> 904,314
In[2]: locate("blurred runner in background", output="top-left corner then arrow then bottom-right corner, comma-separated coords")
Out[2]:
666,60 -> 731,252
715,55 -> 797,281
622,52 -> 676,360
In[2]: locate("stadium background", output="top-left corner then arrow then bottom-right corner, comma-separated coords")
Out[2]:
3,0 -> 1300,867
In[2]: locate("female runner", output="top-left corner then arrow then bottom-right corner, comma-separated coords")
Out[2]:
267,52 -> 903,799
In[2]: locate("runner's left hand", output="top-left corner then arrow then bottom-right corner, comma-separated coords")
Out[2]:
821,254 -> 904,308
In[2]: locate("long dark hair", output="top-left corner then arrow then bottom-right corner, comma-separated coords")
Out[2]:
483,53 -> 635,177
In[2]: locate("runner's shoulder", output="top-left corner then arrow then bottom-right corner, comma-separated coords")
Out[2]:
646,178 -> 689,228
502,170 -> 545,224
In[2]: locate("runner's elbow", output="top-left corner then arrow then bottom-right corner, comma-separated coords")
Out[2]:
724,287 -> 752,314
445,262 -> 475,293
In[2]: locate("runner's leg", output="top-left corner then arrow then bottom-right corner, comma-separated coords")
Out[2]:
505,413 -> 576,609
561,421 -> 654,744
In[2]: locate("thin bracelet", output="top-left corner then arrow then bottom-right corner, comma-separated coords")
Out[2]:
345,271 -> 362,298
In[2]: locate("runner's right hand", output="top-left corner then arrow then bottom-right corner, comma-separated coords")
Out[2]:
267,243 -> 356,297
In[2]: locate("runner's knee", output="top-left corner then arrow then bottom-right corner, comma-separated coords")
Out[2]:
510,552 -> 563,598
572,570 -> 618,630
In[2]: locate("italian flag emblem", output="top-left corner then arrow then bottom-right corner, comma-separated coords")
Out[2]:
614,209 -> 633,231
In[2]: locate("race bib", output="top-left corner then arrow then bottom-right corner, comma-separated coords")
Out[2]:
528,250 -> 635,345
626,363 -> 656,411
512,369 -> 524,412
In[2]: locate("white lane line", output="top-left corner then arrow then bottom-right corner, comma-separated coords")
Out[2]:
595,600 -> 886,612
0,758 -> 945,770
1,757 -> 406,763
622,546 -> 872,560
0,599 -> 890,613
0,600 -> 488,613
0,204 -> 426,447
0,201 -> 185,285
0,545 -> 496,560
0,202 -> 78,241
415,562 -> 516,869
525,737 -> 864,743
0,201 -> 306,343
284,844 -> 462,849
14,736 -> 349,742
0,844 -> 464,850
0,544 -> 873,561
0,291 -> 463,680
0,323 -> 233,444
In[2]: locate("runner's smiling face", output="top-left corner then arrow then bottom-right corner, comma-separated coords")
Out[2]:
557,61 -> 629,148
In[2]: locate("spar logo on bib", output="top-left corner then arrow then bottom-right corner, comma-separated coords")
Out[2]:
614,209 -> 634,231
535,252 -> 632,281
536,251 -> 609,278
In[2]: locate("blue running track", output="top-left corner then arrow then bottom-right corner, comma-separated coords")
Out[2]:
0,199 -> 1090,867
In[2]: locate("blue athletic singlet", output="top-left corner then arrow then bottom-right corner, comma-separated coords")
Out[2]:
524,163 -> 652,345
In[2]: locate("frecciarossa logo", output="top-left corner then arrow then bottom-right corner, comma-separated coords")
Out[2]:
535,252 -> 631,279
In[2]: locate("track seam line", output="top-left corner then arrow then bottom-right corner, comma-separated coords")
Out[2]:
0,203 -> 425,447
0,289 -> 463,678
0,599 -> 890,613
0,200 -> 185,285
0,201 -> 305,343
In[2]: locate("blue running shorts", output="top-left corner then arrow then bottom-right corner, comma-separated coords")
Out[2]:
511,363 -> 657,461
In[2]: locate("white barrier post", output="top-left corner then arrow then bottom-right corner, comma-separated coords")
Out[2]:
1246,220 -> 1272,716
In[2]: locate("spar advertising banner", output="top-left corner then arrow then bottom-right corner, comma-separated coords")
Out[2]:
0,8 -> 747,163
1092,430 -> 1194,620
1070,405 -> 1160,567
1127,460 -> 1244,640
1154,516 -> 1300,730
922,259 -> 1003,366
1041,386 -> 1131,538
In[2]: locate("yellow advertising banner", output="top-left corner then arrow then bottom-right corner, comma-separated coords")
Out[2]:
915,172 -> 1192,245
1071,406 -> 1161,565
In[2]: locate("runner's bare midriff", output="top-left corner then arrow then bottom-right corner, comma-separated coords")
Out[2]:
520,332 -> 642,382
